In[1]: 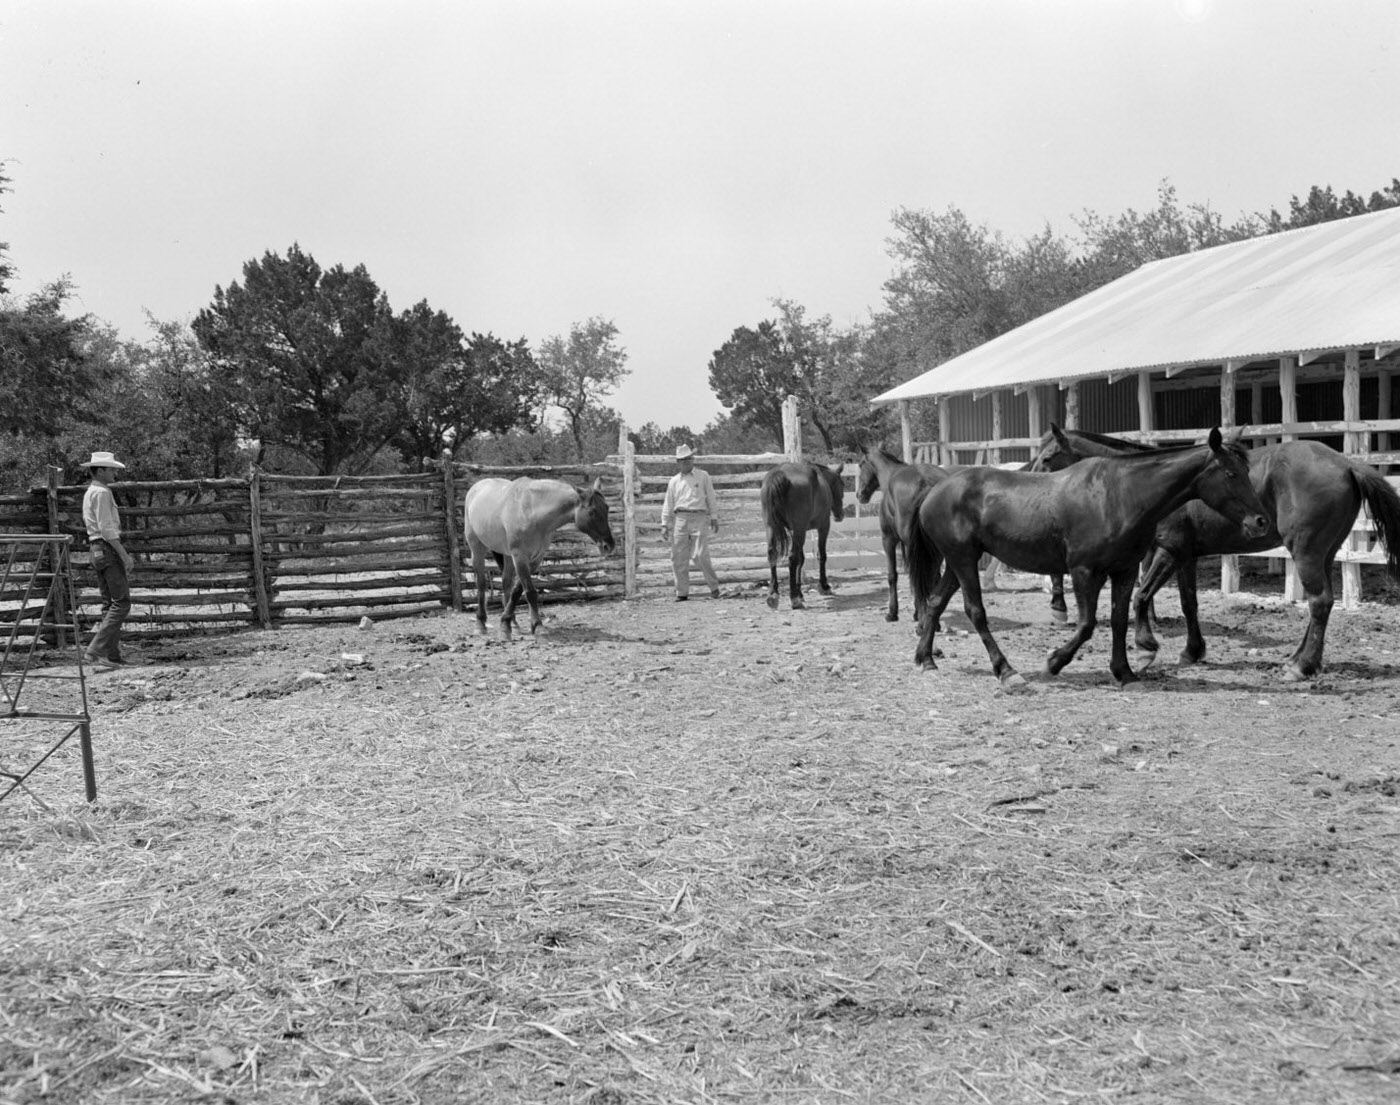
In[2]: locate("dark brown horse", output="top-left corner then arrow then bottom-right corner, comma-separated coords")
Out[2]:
1035,425 -> 1400,680
855,444 -> 948,621
906,429 -> 1271,687
760,462 -> 846,610
463,477 -> 615,639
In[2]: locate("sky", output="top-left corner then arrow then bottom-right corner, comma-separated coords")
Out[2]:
3,0 -> 1399,433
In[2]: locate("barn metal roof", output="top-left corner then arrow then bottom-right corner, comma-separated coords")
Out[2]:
871,206 -> 1400,404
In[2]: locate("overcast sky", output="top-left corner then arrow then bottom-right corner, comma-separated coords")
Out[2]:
4,0 -> 1398,432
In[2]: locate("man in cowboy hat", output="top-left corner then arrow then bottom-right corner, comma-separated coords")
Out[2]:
659,443 -> 722,601
82,451 -> 136,670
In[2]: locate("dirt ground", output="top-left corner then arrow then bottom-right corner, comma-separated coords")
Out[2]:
3,568 -> 1400,1104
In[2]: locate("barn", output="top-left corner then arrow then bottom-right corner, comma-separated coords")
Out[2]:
871,206 -> 1400,473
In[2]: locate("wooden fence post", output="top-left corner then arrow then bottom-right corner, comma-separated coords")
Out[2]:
45,466 -> 69,647
782,395 -> 802,460
622,438 -> 638,598
898,399 -> 913,462
440,451 -> 465,612
246,466 -> 274,629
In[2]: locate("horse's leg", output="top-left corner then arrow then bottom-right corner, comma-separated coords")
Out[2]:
499,557 -> 520,640
515,558 -> 546,636
466,539 -> 491,635
1106,568 -> 1140,685
816,523 -> 833,595
980,554 -> 1000,591
957,559 -> 1024,688
789,529 -> 807,610
766,526 -> 783,610
1049,574 -> 1068,624
1286,545 -> 1335,681
913,562 -> 961,670
1131,549 -> 1178,664
883,530 -> 900,621
1175,559 -> 1208,665
1045,568 -> 1105,676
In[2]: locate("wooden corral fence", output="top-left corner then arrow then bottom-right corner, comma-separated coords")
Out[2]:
0,448 -> 887,641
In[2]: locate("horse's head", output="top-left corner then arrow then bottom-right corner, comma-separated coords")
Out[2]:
575,478 -> 617,555
1199,428 -> 1270,539
1028,423 -> 1082,472
855,452 -> 880,504
824,463 -> 847,523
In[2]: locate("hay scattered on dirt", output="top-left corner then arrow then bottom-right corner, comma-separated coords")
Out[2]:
4,574 -> 1400,1103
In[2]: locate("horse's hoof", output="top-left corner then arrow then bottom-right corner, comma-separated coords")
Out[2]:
1117,678 -> 1146,691
765,595 -> 779,611
1177,651 -> 1200,667
885,612 -> 898,623
998,671 -> 1029,692
791,597 -> 805,610
1136,650 -> 1157,674
1051,608 -> 1068,625
918,659 -> 938,672
1281,667 -> 1310,683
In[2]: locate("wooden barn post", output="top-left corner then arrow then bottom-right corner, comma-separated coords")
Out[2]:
937,399 -> 952,465
1063,381 -> 1080,430
1137,371 -> 1154,439
1026,386 -> 1043,450
1219,362 -> 1240,595
782,394 -> 802,459
898,399 -> 913,462
1378,362 -> 1393,456
440,451 -> 465,612
1277,356 -> 1303,599
990,391 -> 1003,465
246,465 -> 274,629
1342,349 -> 1364,608
619,425 -> 638,598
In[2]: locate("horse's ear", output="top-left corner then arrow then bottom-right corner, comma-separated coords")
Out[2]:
1051,423 -> 1072,449
1208,427 -> 1224,452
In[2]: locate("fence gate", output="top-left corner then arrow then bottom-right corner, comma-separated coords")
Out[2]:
1,535 -> 96,806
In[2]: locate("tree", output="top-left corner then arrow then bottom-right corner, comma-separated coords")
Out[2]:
388,311 -> 540,470
1264,178 -> 1400,231
0,162 -> 14,296
707,320 -> 797,444
536,317 -> 629,460
191,244 -> 404,475
0,280 -> 107,440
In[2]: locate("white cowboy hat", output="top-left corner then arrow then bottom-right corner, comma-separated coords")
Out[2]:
675,444 -> 694,459
85,451 -> 126,470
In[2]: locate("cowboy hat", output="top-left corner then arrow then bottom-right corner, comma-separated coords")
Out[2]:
85,451 -> 126,470
675,444 -> 694,459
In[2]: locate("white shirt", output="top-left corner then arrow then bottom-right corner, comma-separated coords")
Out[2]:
83,482 -> 122,543
660,467 -> 718,529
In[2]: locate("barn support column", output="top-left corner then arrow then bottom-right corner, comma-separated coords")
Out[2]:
1279,356 -> 1298,442
1342,350 -> 1364,608
1137,371 -> 1154,440
618,424 -> 639,598
1219,362 -> 1240,595
1027,386 -> 1043,453
1379,366 -> 1393,458
898,399 -> 913,462
938,399 -> 952,466
990,391 -> 1003,465
1063,381 -> 1080,430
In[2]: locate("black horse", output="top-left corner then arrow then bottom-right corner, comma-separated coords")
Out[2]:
905,429 -> 1271,687
1034,425 -> 1400,680
855,444 -> 948,621
760,461 -> 846,610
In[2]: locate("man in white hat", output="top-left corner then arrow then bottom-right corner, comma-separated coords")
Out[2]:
659,443 -> 721,601
81,451 -> 135,669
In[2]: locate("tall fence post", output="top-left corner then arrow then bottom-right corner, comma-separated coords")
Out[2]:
45,466 -> 69,647
246,466 -> 274,629
440,451 -> 465,612
622,437 -> 638,598
782,394 -> 802,460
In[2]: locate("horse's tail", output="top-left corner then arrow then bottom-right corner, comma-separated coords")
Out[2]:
1351,462 -> 1400,579
904,485 -> 942,612
760,471 -> 792,559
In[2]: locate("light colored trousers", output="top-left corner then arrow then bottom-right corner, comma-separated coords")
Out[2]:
670,512 -> 719,597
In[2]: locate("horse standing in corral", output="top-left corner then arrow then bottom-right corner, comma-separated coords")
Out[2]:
760,461 -> 846,610
463,477 -> 616,639
905,428 -> 1271,687
855,444 -> 948,622
1035,426 -> 1400,680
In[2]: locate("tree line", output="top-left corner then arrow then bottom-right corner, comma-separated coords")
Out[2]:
3,163 -> 1397,492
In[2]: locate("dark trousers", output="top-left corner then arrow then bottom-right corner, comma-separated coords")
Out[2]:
87,543 -> 131,661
